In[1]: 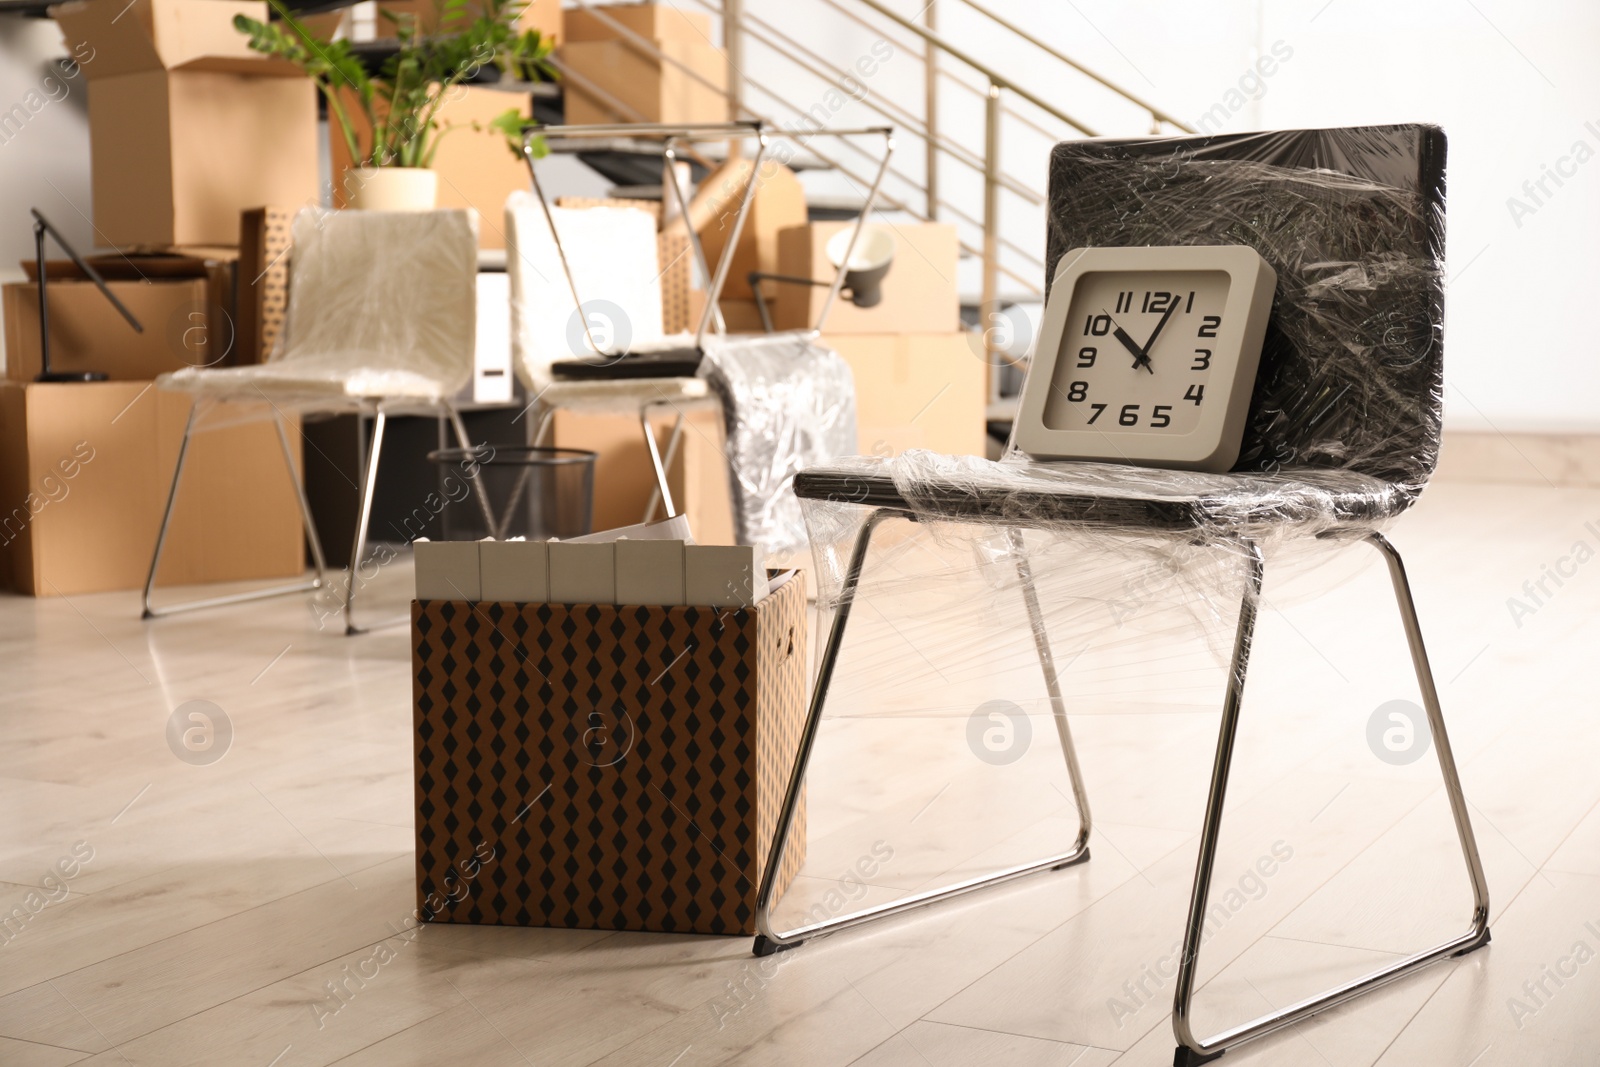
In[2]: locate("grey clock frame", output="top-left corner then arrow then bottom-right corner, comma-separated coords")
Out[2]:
1014,244 -> 1277,473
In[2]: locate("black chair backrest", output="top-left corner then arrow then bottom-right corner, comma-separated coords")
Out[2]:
1046,125 -> 1447,495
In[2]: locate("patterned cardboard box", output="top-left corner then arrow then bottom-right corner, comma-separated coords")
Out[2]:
238,206 -> 294,365
411,571 -> 807,935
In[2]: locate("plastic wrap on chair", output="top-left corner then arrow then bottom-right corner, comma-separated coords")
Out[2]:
505,190 -> 666,390
698,331 -> 858,556
1046,125 -> 1446,492
795,124 -> 1447,675
160,208 -> 479,404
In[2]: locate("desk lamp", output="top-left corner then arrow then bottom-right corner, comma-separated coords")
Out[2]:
31,207 -> 142,382
748,224 -> 896,333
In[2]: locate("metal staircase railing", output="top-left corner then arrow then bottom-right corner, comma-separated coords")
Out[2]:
563,0 -> 1193,371
731,0 -> 1194,379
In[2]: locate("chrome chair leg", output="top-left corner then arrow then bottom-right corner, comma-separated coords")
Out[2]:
442,401 -> 497,537
344,402 -> 484,635
343,406 -> 389,636
278,416 -> 329,588
639,402 -> 677,519
143,403 -> 325,619
1170,534 -> 1490,1066
1007,527 -> 1092,860
141,404 -> 197,619
752,511 -> 1093,957
643,411 -> 686,523
529,407 -> 555,447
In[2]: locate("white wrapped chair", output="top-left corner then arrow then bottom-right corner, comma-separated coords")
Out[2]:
508,121 -> 895,530
144,208 -> 483,634
505,189 -> 711,520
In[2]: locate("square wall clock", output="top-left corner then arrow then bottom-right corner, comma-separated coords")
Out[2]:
1014,245 -> 1277,473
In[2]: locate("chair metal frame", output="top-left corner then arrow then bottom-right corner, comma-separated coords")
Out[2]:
752,509 -> 1093,952
1169,530 -> 1489,1065
750,509 -> 1489,1066
514,121 -> 894,523
142,395 -> 486,635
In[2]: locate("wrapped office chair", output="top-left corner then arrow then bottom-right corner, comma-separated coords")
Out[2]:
145,208 -> 483,634
752,125 -> 1490,1065
503,187 -> 708,520
508,122 -> 889,553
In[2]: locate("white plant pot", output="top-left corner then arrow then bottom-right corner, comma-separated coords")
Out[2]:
345,167 -> 439,211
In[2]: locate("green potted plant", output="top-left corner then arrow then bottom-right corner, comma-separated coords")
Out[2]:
236,0 -> 554,210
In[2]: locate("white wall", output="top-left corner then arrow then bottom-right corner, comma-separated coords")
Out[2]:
0,16 -> 95,370
1253,0 -> 1600,432
991,0 -> 1600,432
747,0 -> 1600,432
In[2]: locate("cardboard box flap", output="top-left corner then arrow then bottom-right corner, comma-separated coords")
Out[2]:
23,250 -> 238,282
153,0 -> 266,66
171,55 -> 307,77
51,0 -> 269,79
151,246 -> 242,262
50,0 -> 165,79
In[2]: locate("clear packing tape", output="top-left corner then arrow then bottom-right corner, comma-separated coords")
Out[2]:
797,125 -> 1448,677
698,330 -> 859,557
160,208 -> 479,409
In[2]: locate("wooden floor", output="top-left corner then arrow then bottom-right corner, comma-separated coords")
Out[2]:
1,478 -> 1597,1066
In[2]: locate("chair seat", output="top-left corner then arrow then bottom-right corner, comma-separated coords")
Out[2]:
537,375 -> 713,411
159,362 -> 451,401
793,452 -> 1409,535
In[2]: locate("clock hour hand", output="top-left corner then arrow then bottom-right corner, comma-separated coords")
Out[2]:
1109,320 -> 1153,373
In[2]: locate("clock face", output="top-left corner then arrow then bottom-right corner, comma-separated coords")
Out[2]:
1014,245 -> 1277,473
1040,270 -> 1231,437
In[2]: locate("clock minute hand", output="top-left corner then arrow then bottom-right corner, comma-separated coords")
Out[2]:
1137,303 -> 1180,371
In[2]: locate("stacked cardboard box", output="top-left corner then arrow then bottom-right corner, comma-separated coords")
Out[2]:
375,0 -> 561,39
39,0 -> 319,364
0,384 -> 303,596
774,221 -> 983,458
825,333 -> 987,458
0,0 -> 319,596
771,221 -> 961,334
559,3 -> 728,126
51,0 -> 319,250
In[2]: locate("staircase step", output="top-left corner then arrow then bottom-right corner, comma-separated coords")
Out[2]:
805,194 -> 872,221
959,293 -> 1043,312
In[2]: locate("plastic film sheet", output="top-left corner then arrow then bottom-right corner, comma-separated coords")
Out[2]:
1045,125 -> 1446,491
797,125 -> 1447,678
698,330 -> 858,557
160,208 -> 479,405
504,190 -> 666,388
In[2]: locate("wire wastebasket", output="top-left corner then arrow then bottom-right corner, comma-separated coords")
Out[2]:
428,445 -> 595,542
